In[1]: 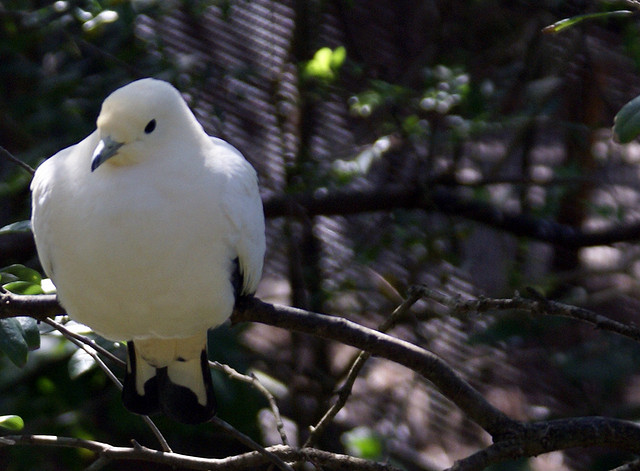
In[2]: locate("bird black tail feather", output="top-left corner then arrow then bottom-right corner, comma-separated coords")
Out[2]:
122,341 -> 160,416
158,350 -> 216,424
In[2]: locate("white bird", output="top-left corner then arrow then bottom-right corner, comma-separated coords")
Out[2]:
30,78 -> 266,424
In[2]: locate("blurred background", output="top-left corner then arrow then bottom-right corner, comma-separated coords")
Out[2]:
3,1 -> 640,470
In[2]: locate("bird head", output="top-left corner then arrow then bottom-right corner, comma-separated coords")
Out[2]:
91,78 -> 201,172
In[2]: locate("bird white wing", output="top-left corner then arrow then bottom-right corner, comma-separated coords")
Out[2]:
211,137 -> 265,295
31,132 -> 99,282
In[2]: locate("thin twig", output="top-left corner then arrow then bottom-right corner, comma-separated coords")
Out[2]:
0,145 -> 35,175
210,417 -> 295,471
414,285 -> 640,343
304,288 -> 422,447
210,360 -> 290,446
0,435 -> 400,470
138,417 -> 172,454
44,318 -> 123,388
84,455 -> 111,471
42,317 -> 125,367
43,317 -> 172,453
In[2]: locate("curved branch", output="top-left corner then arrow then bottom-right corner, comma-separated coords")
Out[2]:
0,292 -> 517,438
231,296 -> 519,438
7,288 -> 640,467
449,417 -> 640,471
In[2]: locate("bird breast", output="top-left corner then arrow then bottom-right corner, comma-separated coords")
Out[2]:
42,155 -> 238,340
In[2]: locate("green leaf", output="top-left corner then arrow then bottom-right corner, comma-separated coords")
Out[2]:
341,426 -> 384,460
0,264 -> 42,284
542,10 -> 633,34
614,94 -> 640,143
305,47 -> 333,79
1,281 -> 44,295
0,220 -> 32,235
68,349 -> 96,379
17,317 -> 40,351
0,273 -> 17,284
330,46 -> 346,70
0,318 -> 30,367
0,415 -> 24,431
304,46 -> 347,81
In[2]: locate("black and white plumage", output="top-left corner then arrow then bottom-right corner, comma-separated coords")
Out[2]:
31,78 -> 266,424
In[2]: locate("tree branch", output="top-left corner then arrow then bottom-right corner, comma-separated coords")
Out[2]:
448,417 -> 640,471
0,291 -> 64,320
42,317 -> 172,453
0,145 -> 35,175
0,289 -> 518,437
262,184 -> 640,248
304,289 -> 422,447
210,360 -> 290,446
416,286 -> 640,343
5,183 -> 640,264
33,305 -> 292,465
2,132 -> 639,251
231,296 -> 519,439
0,435 -> 400,471
7,289 -> 640,468
210,417 -> 294,471
42,317 -> 125,368
611,457 -> 640,471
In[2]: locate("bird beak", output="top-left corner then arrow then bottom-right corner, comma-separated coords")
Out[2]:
91,136 -> 124,172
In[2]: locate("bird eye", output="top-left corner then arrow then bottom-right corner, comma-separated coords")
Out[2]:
144,119 -> 156,134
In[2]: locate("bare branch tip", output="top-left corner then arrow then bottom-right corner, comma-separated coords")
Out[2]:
130,439 -> 144,451
0,145 -> 36,176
